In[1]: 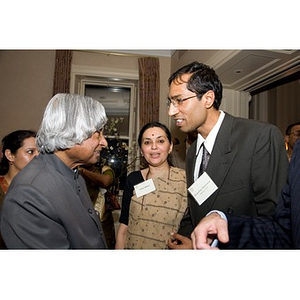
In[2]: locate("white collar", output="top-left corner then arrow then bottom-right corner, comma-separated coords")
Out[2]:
196,110 -> 225,155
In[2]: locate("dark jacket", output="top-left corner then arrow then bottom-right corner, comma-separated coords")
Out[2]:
223,140 -> 300,248
179,112 -> 289,237
1,153 -> 107,249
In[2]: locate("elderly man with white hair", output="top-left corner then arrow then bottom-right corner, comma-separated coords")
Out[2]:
1,93 -> 108,249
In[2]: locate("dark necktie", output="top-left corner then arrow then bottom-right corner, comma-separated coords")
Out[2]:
199,144 -> 210,177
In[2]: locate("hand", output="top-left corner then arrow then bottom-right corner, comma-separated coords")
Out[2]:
167,233 -> 193,249
191,213 -> 229,249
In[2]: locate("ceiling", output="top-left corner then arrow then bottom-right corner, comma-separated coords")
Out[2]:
111,49 -> 300,93
209,50 -> 300,92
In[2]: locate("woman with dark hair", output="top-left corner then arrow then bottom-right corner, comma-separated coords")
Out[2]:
0,130 -> 38,208
0,129 -> 38,248
115,122 -> 187,249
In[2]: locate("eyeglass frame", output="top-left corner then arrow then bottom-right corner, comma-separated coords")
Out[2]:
289,130 -> 300,137
166,94 -> 198,108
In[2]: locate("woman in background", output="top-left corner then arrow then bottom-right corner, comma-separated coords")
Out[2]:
80,163 -> 116,249
0,129 -> 38,248
115,122 -> 187,249
0,130 -> 38,208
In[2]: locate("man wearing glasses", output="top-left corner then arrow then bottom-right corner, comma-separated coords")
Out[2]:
285,122 -> 300,162
167,61 -> 289,249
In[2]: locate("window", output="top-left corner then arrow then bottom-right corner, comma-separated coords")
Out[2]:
73,75 -> 138,189
85,84 -> 132,137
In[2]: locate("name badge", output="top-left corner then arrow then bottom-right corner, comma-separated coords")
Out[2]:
134,179 -> 156,198
188,172 -> 218,206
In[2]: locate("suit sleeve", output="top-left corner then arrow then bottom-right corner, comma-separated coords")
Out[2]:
222,184 -> 292,249
220,140 -> 300,249
177,206 -> 194,237
1,185 -> 70,249
251,124 -> 288,215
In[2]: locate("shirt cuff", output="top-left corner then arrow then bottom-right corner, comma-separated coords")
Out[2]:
206,210 -> 227,248
206,210 -> 228,222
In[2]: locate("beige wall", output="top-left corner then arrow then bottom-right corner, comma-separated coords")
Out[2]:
0,50 -> 172,141
0,49 -> 248,150
0,50 -> 56,139
0,50 -> 251,147
72,50 -> 140,71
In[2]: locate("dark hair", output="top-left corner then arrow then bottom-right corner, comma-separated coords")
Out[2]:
168,61 -> 223,109
285,122 -> 300,135
138,122 -> 172,148
0,130 -> 36,175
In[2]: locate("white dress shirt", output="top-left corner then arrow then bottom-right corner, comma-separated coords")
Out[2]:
193,110 -> 225,181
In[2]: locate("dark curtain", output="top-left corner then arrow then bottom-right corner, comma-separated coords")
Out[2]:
250,74 -> 300,135
138,57 -> 160,127
52,50 -> 73,95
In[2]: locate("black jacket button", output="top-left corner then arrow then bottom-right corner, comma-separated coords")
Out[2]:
227,207 -> 234,215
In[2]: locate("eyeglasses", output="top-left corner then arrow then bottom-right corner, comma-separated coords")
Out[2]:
166,95 -> 198,108
290,130 -> 300,137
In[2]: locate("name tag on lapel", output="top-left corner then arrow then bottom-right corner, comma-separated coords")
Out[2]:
188,172 -> 218,206
134,179 -> 156,198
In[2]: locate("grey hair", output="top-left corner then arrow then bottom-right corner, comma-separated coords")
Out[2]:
37,93 -> 107,153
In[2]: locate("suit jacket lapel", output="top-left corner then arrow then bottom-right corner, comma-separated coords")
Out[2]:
186,113 -> 237,210
205,113 -> 237,209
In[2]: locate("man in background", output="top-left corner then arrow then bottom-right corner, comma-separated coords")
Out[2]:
285,121 -> 300,162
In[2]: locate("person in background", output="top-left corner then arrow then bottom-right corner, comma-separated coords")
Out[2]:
0,130 -> 38,248
0,130 -> 38,210
185,130 -> 198,154
169,137 -> 185,169
285,121 -> 300,162
167,61 -> 289,249
169,130 -> 198,169
80,163 -> 116,249
1,93 -> 108,249
115,122 -> 187,249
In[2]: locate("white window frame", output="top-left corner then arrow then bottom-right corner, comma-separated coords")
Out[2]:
70,64 -> 139,172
